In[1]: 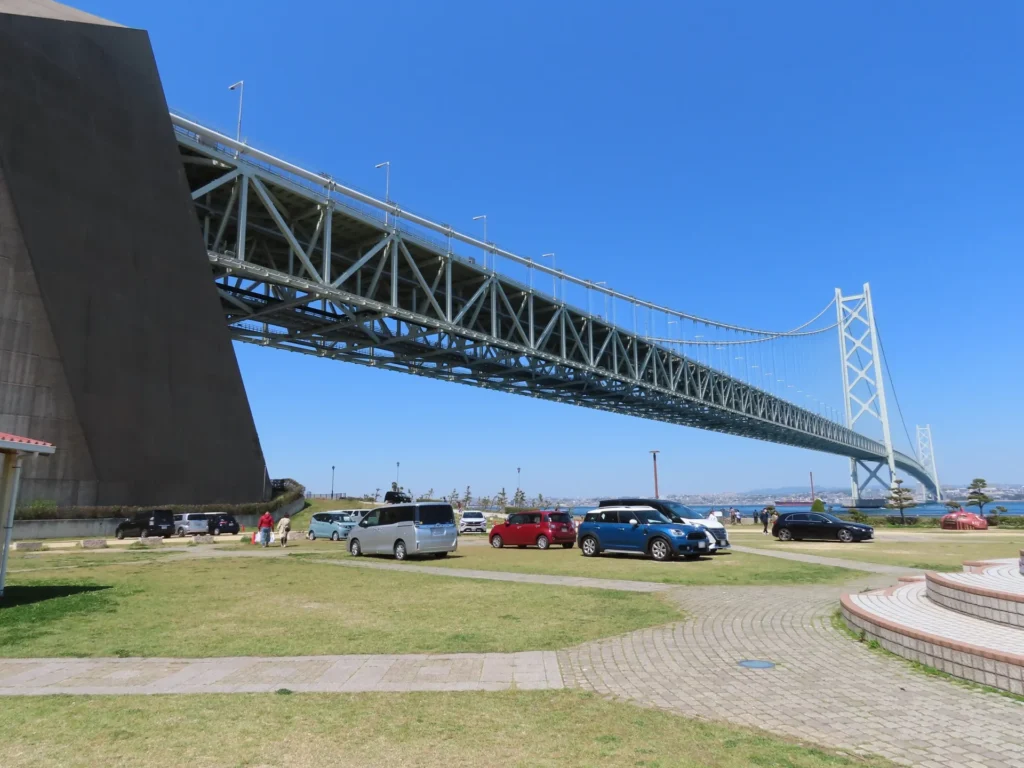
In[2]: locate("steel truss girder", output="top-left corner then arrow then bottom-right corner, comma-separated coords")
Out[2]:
180,129 -> 934,483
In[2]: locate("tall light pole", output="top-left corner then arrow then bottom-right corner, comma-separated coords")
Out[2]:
331,465 -> 335,500
541,253 -> 556,297
650,450 -> 661,499
396,461 -> 400,488
472,215 -> 487,270
517,467 -> 521,492
228,81 -> 244,145
375,161 -> 391,226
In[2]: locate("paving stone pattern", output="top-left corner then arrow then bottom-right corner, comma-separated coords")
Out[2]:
0,651 -> 563,695
561,585 -> 1024,768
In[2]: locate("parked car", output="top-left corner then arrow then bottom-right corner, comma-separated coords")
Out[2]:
348,502 -> 458,560
459,510 -> 488,534
600,498 -> 730,553
384,491 -> 412,504
173,513 -> 210,537
207,513 -> 240,535
308,512 -> 359,541
489,511 -> 576,549
114,510 -> 174,539
940,509 -> 988,530
577,506 -> 708,561
772,512 -> 874,542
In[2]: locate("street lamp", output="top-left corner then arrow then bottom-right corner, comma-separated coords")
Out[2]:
228,80 -> 244,153
517,467 -> 521,491
472,215 -> 488,269
540,253 -> 556,297
375,161 -> 391,226
396,461 -> 400,487
650,450 -> 661,499
331,465 -> 335,500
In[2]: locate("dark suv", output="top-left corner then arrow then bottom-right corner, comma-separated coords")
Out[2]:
207,513 -> 240,535
384,490 -> 412,504
115,510 -> 174,539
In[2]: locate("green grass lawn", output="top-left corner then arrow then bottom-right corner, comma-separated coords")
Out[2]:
325,539 -> 859,585
5,549 -> 173,574
0,555 -> 680,657
0,689 -> 893,768
733,530 -> 1024,571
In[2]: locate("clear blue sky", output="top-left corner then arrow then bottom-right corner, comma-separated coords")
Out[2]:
81,0 -> 1023,497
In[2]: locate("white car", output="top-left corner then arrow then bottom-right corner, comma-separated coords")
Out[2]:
459,511 -> 488,534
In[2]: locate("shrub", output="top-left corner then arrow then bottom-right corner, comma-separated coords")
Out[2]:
810,498 -> 826,513
16,479 -> 305,520
884,515 -> 918,526
846,509 -> 871,524
996,516 -> 1024,529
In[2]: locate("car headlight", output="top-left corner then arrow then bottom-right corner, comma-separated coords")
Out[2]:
669,529 -> 687,537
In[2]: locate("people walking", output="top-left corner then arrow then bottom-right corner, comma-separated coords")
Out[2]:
760,507 -> 770,535
276,514 -> 291,548
258,510 -> 274,547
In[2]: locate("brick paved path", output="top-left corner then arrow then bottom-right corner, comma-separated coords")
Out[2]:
560,584 -> 1024,768
0,651 -> 562,696
730,544 -> 924,575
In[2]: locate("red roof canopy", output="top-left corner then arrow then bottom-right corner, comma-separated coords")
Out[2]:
0,432 -> 56,454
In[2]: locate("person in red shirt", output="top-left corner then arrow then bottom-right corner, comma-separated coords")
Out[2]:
258,511 -> 274,547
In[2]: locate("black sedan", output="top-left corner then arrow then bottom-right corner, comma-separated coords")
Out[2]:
771,512 -> 873,543
207,513 -> 240,535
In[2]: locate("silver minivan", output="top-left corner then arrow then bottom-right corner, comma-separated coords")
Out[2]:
173,513 -> 208,537
347,503 -> 458,560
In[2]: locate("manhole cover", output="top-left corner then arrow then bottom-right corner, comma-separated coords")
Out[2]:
738,659 -> 776,669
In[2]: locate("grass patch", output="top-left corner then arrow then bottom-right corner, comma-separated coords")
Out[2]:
830,611 -> 1024,704
327,541 -> 858,585
737,531 -> 1024,571
6,550 -> 172,574
0,689 -> 894,768
1,556 -> 680,657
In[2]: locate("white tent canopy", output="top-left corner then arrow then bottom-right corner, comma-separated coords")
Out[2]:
0,432 -> 56,598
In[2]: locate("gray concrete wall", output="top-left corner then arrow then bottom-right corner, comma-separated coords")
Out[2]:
0,11 -> 268,506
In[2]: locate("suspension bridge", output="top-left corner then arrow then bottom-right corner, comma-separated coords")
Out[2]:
172,112 -> 941,503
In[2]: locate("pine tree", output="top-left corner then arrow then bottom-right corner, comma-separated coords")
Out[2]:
885,478 -> 917,525
463,486 -> 472,508
512,488 -> 526,508
965,478 -> 993,518
496,488 -> 508,512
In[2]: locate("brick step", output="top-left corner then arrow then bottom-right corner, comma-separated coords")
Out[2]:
841,580 -> 1024,695
926,563 -> 1024,629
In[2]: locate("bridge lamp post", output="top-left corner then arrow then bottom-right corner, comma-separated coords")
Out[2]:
650,450 -> 661,499
228,80 -> 244,151
374,162 -> 391,226
472,215 -> 488,270
541,253 -> 556,298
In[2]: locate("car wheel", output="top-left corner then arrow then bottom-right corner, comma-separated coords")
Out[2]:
649,538 -> 672,562
141,528 -> 149,539
581,536 -> 599,557
777,528 -> 793,541
213,528 -> 221,536
537,535 -> 550,550
177,528 -> 185,537
308,531 -> 316,541
491,534 -> 503,548
331,531 -> 339,542
349,538 -> 360,556
562,542 -> 573,549
838,528 -> 854,543
394,541 -> 407,561
115,529 -> 125,540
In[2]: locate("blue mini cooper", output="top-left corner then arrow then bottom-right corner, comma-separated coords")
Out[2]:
576,506 -> 708,561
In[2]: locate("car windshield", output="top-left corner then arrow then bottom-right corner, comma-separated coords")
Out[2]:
634,509 -> 672,524
334,514 -> 355,523
464,512 -> 483,519
659,501 -> 705,520
418,505 -> 455,525
548,513 -> 571,523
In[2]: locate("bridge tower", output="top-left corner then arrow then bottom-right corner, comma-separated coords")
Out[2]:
835,283 -> 897,504
915,425 -> 943,502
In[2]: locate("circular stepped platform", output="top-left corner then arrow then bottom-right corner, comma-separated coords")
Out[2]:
841,559 -> 1024,695
927,561 -> 1024,628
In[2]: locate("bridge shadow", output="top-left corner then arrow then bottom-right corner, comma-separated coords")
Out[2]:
0,584 -> 110,609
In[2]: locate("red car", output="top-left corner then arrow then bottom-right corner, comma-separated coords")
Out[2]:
489,510 -> 576,550
940,509 -> 989,530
